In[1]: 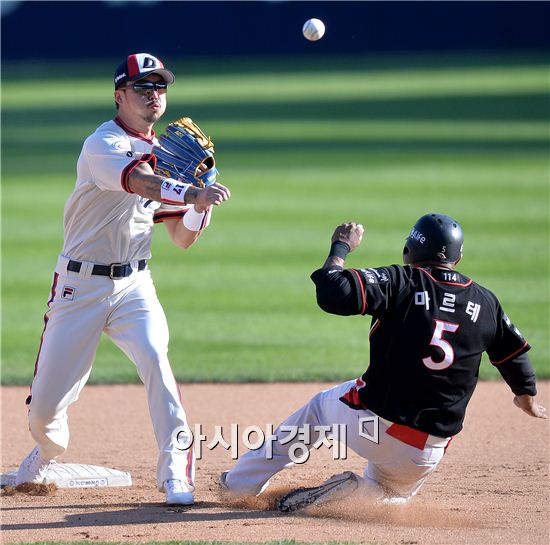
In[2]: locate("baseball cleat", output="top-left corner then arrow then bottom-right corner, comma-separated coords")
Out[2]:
219,471 -> 229,491
15,446 -> 53,486
277,471 -> 359,513
164,479 -> 194,506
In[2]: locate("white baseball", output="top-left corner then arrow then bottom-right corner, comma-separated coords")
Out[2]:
302,18 -> 325,41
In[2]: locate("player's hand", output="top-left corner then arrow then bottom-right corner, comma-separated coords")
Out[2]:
194,182 -> 231,211
513,394 -> 548,419
331,223 -> 364,252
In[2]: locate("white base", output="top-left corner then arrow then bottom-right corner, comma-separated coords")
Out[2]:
1,463 -> 132,488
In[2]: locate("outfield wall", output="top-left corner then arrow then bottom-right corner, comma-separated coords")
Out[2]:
2,0 -> 550,61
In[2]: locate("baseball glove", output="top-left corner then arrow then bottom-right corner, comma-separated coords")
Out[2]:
154,117 -> 219,188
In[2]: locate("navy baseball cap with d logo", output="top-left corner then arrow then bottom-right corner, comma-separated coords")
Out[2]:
114,53 -> 175,89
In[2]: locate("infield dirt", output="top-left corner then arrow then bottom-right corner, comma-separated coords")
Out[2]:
1,382 -> 548,544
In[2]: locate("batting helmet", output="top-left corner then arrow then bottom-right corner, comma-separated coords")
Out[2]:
403,213 -> 464,265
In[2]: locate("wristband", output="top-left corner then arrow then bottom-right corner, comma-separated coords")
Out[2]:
182,206 -> 211,231
329,241 -> 351,260
160,178 -> 191,205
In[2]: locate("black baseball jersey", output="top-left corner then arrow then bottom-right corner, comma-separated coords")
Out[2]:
311,264 -> 536,437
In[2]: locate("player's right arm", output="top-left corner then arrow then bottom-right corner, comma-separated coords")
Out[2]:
84,129 -> 230,209
311,223 -> 403,317
513,394 -> 547,418
486,300 -> 547,419
310,223 -> 365,315
128,162 -> 230,209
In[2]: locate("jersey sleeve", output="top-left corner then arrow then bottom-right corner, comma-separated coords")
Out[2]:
484,294 -> 536,396
487,303 -> 531,365
310,265 -> 405,317
310,267 -> 361,315
351,265 -> 407,316
153,202 -> 191,223
495,352 -> 537,396
84,130 -> 156,193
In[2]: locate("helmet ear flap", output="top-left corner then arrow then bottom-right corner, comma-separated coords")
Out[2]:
402,244 -> 412,264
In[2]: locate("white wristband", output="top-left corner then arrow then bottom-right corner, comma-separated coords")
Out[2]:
160,178 -> 191,204
182,206 -> 211,231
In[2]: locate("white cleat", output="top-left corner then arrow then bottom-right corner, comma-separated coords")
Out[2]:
164,479 -> 194,506
277,471 -> 359,513
15,446 -> 53,485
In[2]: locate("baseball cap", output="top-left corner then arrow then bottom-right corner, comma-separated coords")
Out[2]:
114,53 -> 175,89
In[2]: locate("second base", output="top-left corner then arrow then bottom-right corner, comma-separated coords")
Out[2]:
1,463 -> 132,488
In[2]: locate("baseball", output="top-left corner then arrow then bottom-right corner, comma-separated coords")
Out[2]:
302,18 -> 325,41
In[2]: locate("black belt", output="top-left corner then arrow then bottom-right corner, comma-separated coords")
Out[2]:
67,259 -> 147,279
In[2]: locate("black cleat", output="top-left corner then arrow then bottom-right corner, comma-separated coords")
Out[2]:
277,471 -> 359,513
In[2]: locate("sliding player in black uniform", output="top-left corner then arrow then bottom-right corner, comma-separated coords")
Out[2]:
221,213 -> 547,511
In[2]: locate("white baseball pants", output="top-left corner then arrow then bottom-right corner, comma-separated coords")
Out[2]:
225,380 -> 448,501
27,255 -> 195,491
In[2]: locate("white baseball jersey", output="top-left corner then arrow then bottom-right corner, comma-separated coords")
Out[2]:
63,116 -> 188,264
24,116 -> 196,493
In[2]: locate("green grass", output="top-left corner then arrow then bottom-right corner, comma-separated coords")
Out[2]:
2,53 -> 549,385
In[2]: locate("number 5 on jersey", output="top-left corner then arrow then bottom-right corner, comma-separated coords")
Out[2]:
423,320 -> 460,370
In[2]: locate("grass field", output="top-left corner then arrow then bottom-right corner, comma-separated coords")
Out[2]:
2,52 -> 549,385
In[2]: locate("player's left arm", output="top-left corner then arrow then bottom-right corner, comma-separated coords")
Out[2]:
133,160 -> 228,249
161,206 -> 212,249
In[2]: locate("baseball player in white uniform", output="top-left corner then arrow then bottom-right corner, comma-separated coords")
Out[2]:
16,53 -> 231,506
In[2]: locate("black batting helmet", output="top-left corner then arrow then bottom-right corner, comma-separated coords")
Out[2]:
403,213 -> 464,265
